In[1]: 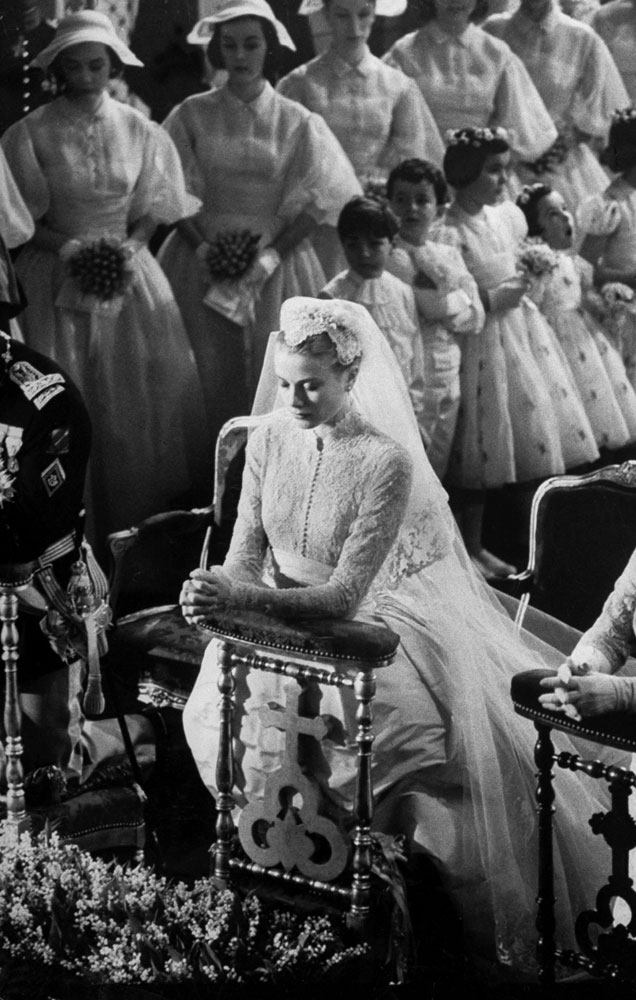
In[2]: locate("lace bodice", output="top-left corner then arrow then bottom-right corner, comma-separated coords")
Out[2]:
277,47 -> 444,176
575,547 -> 636,670
383,22 -> 556,161
222,409 -> 413,618
1,94 -> 197,240
163,83 -> 360,243
483,7 -> 628,137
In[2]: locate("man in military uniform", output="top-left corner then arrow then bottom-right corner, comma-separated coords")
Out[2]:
0,242 -> 155,789
0,1 -> 56,136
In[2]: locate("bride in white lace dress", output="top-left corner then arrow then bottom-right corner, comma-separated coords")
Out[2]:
180,296 -> 616,970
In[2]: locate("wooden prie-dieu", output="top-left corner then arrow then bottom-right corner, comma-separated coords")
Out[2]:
199,608 -> 400,931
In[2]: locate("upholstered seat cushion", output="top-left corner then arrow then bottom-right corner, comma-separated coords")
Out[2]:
199,608 -> 400,665
29,785 -> 145,852
511,668 -> 636,752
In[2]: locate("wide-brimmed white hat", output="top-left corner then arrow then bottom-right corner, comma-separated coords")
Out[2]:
298,0 -> 407,17
31,10 -> 144,71
187,0 -> 296,51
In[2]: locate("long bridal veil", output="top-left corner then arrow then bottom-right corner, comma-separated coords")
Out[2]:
253,298 -> 616,969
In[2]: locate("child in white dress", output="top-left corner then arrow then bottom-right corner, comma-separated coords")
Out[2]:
517,182 -> 636,448
320,196 -> 426,441
384,159 -> 485,481
442,127 -> 598,578
579,109 -> 636,390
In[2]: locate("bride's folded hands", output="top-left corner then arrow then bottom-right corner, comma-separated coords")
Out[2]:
180,567 -> 232,622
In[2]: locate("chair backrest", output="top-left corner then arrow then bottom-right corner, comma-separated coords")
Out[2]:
107,415 -> 268,617
525,460 -> 636,632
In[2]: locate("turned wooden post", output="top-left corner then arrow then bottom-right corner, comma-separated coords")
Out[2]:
535,722 -> 556,987
350,665 -> 376,930
0,586 -> 28,835
213,639 -> 236,884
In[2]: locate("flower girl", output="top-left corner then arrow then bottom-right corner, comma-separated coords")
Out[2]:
442,127 -> 598,578
517,182 -> 636,448
385,158 -> 485,481
320,195 -> 427,441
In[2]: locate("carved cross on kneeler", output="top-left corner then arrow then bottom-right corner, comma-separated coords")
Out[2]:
238,681 -> 349,881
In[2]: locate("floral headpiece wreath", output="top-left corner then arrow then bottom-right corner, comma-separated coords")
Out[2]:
517,182 -> 551,207
612,107 -> 636,125
279,298 -> 363,367
445,126 -> 509,148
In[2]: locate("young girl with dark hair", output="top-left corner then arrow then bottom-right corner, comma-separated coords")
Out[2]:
385,158 -> 485,481
443,128 -> 598,578
517,182 -> 636,449
320,195 -> 426,439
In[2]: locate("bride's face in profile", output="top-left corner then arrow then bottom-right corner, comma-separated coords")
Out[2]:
275,342 -> 356,429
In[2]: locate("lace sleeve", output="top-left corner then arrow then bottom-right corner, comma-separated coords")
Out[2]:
227,445 -> 413,618
221,430 -> 269,585
574,548 -> 636,671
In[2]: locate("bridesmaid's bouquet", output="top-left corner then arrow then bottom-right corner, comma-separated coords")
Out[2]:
204,229 -> 262,280
601,282 -> 636,314
66,238 -> 135,302
517,239 -> 559,280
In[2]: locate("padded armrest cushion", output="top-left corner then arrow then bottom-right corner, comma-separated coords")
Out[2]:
511,668 -> 636,752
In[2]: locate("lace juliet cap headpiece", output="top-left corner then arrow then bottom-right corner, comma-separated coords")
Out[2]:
31,10 -> 143,70
279,297 -> 365,366
187,0 -> 296,51
445,126 -> 509,148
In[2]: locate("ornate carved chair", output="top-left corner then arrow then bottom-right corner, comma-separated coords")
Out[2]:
511,671 -> 636,986
494,461 -> 636,633
196,607 -> 401,936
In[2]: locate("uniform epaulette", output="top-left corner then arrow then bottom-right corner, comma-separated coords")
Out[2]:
9,360 -> 66,410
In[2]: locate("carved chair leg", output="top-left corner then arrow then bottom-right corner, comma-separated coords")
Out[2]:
1,588 -> 29,836
213,639 -> 236,884
535,721 -> 556,987
349,666 -> 376,932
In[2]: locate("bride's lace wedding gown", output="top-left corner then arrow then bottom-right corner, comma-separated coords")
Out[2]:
184,405 -> 616,969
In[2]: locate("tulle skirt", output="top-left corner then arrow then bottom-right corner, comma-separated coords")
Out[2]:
545,307 -> 632,449
13,244 -> 206,544
522,300 -> 600,467
447,304 -> 566,489
183,536 -> 621,971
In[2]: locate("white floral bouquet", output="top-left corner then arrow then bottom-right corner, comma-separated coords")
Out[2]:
601,281 -> 636,312
66,237 -> 135,301
517,238 -> 559,279
0,827 -> 371,993
0,456 -> 15,508
204,228 -> 262,280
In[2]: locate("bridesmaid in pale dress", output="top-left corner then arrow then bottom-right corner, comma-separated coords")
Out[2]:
483,0 -> 628,223
382,0 -> 557,178
277,0 -> 444,184
158,0 -> 360,451
1,11 -> 205,544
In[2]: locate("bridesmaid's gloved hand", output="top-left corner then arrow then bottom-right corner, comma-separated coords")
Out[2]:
180,567 -> 232,623
58,238 -> 83,262
539,671 -> 636,717
486,276 -> 529,312
244,247 -> 281,292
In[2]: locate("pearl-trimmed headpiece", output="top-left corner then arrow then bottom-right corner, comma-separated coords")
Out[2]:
279,297 -> 364,367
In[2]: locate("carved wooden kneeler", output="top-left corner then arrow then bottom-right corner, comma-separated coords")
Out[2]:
201,609 -> 400,931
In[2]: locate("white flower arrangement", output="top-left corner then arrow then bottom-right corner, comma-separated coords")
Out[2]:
517,238 -> 559,279
0,826 -> 371,994
601,282 -> 636,310
445,126 -> 508,148
0,456 -> 15,507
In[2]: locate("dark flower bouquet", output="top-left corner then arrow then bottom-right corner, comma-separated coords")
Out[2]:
526,132 -> 571,176
205,229 -> 262,280
66,238 -> 135,302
